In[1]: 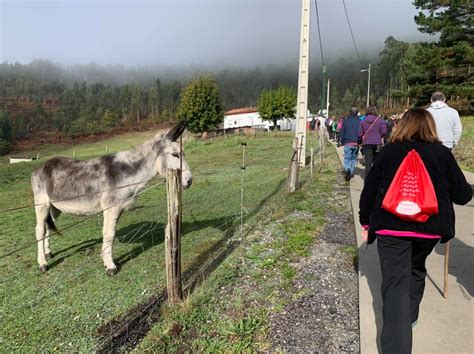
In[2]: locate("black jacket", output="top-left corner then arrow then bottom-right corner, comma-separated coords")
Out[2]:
359,141 -> 472,244
340,115 -> 360,145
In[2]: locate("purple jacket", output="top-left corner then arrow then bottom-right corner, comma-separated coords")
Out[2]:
358,115 -> 386,145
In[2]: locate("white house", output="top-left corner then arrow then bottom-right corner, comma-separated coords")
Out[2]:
223,107 -> 312,132
224,108 -> 268,130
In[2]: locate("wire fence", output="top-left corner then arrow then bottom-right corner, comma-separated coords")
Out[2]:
0,132 -> 325,352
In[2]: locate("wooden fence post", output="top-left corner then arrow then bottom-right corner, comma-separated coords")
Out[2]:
288,137 -> 299,194
165,169 -> 183,305
318,124 -> 325,168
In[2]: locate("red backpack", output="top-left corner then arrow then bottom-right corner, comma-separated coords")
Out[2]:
382,149 -> 438,222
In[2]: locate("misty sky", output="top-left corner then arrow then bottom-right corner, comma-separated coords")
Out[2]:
1,0 -> 433,68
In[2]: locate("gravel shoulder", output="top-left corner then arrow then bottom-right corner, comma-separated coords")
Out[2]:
268,182 -> 359,352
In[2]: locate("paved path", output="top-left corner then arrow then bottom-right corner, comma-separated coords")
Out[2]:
334,145 -> 474,353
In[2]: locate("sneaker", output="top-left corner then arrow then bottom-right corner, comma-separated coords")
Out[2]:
345,169 -> 351,182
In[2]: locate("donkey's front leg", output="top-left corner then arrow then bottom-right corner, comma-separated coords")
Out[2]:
35,206 -> 49,272
101,207 -> 121,276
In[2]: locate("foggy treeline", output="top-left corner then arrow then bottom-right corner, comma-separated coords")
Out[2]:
0,33 -> 472,153
0,55 -> 375,143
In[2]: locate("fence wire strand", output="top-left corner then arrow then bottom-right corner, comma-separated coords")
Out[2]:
2,134 -> 317,352
0,180 -> 166,259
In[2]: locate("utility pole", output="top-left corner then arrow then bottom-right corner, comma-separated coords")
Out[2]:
326,79 -> 330,118
320,66 -> 327,117
361,63 -> 371,107
367,63 -> 371,107
295,0 -> 310,167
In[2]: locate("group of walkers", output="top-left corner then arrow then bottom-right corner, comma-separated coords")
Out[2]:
324,115 -> 344,143
338,105 -> 393,181
334,91 -> 471,353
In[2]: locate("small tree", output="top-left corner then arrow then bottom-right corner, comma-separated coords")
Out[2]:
0,111 -> 12,155
176,75 -> 223,134
102,109 -> 118,128
257,86 -> 296,129
130,84 -> 143,123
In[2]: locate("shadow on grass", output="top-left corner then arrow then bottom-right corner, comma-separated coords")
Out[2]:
48,238 -> 102,269
48,216 -> 235,272
95,177 -> 286,353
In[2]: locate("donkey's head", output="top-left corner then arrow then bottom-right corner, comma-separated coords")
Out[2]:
155,121 -> 193,189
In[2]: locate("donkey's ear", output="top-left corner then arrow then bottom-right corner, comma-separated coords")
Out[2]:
166,121 -> 187,142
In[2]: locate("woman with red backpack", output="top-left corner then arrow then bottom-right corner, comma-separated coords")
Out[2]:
359,108 -> 472,354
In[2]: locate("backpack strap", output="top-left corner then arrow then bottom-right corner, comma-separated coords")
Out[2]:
362,117 -> 379,144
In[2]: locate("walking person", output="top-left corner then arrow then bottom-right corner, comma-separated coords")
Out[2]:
310,117 -> 316,133
331,117 -> 338,141
340,107 -> 360,181
359,108 -> 472,354
427,91 -> 462,149
336,116 -> 344,146
358,106 -> 386,179
325,116 -> 333,139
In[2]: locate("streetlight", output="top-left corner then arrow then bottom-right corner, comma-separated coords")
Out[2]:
361,63 -> 371,108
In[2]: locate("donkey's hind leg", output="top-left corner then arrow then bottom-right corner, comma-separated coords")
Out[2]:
35,204 -> 50,272
101,207 -> 121,276
45,206 -> 61,260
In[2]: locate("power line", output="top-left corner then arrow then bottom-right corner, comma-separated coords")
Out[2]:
342,0 -> 363,65
314,0 -> 325,67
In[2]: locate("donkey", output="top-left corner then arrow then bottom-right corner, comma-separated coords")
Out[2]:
31,122 -> 192,276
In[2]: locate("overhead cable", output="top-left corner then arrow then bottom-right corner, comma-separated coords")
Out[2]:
314,0 -> 326,68
342,0 -> 363,65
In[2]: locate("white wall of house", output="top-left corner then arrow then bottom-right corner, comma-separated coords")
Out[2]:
224,112 -> 267,130
224,111 -> 301,131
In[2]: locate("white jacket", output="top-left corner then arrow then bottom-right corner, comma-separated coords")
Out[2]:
427,101 -> 462,149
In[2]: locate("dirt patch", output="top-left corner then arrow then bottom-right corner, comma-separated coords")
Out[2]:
268,184 -> 359,352
95,290 -> 168,352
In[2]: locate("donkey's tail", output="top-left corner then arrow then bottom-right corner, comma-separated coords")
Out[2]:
46,213 -> 62,236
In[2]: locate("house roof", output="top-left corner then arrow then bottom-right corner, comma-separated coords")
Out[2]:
225,107 -> 259,116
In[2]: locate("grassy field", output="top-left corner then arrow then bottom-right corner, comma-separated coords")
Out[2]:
1,129 -> 325,351
454,116 -> 474,172
134,144 -> 347,352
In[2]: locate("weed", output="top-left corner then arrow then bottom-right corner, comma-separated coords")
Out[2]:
340,245 -> 358,268
283,221 -> 315,257
224,316 -> 261,347
281,262 -> 296,280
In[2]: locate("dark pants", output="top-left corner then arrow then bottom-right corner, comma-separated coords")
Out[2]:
362,144 -> 379,179
377,236 -> 439,354
326,125 -> 331,137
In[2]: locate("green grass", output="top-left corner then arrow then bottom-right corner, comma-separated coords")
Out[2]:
0,130 -> 305,351
134,140 -> 342,352
454,116 -> 474,172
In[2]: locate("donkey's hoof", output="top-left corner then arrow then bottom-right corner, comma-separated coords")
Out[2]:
106,268 -> 118,277
45,252 -> 54,260
39,265 -> 49,273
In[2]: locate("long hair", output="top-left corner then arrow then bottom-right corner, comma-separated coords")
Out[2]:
390,108 -> 440,143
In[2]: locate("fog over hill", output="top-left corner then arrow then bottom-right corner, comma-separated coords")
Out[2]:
1,0 -> 433,70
